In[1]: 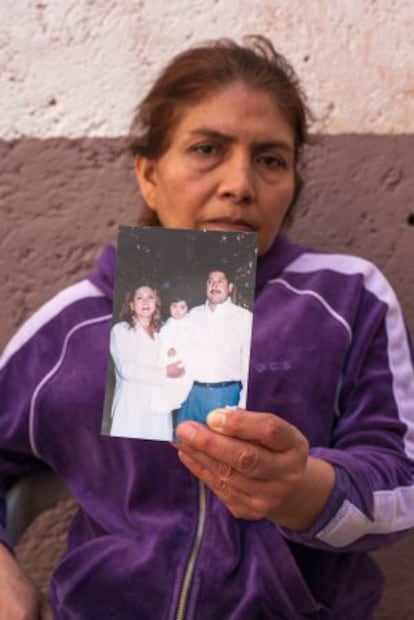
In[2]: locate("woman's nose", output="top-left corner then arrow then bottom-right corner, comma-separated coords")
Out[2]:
218,153 -> 255,203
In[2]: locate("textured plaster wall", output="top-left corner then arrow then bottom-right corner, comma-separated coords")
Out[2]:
1,0 -> 413,137
0,1 -> 413,616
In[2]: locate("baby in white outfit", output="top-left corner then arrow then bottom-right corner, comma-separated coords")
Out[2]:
151,297 -> 194,414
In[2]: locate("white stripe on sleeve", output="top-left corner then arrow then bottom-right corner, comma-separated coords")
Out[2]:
284,253 -> 414,543
0,280 -> 104,369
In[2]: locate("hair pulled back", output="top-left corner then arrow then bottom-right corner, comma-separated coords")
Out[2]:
129,35 -> 311,226
129,35 -> 309,160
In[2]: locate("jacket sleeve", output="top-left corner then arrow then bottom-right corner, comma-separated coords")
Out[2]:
281,267 -> 414,552
0,279 -> 107,551
0,323 -> 59,551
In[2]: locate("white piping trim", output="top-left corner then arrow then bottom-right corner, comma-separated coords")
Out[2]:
268,277 -> 353,343
1,280 -> 104,369
267,276 -> 352,419
284,252 -> 414,456
28,314 -> 112,457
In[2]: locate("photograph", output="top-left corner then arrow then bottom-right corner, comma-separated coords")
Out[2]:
101,226 -> 258,441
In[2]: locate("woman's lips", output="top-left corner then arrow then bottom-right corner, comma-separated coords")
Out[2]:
200,219 -> 257,232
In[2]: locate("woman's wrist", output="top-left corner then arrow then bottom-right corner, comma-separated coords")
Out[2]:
269,456 -> 336,531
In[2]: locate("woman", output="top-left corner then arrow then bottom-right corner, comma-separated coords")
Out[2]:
0,36 -> 413,620
109,285 -> 180,440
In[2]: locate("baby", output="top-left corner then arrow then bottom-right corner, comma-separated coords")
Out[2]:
163,298 -> 190,367
151,295 -> 194,419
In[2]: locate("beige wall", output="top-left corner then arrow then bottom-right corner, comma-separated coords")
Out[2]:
1,1 -> 413,138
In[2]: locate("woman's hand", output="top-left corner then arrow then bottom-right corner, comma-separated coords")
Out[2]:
175,408 -> 335,531
166,361 -> 185,378
0,544 -> 53,619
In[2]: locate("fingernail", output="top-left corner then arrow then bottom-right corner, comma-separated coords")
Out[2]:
177,422 -> 197,442
207,410 -> 227,429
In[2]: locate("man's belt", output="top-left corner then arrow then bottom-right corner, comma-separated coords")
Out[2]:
193,381 -> 241,388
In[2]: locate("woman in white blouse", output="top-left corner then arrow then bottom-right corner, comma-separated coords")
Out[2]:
109,285 -> 184,440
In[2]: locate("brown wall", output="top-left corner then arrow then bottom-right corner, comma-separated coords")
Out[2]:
1,134 -> 414,351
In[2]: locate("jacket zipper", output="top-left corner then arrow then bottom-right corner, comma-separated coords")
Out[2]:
175,480 -> 207,620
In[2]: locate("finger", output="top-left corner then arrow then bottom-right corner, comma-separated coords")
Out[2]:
206,409 -> 303,452
177,450 -> 268,520
178,441 -> 284,498
176,421 -> 292,479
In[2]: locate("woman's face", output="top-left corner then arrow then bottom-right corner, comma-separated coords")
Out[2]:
130,286 -> 157,323
135,81 -> 296,255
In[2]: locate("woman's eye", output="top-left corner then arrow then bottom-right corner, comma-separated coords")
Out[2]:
258,154 -> 287,169
193,143 -> 220,156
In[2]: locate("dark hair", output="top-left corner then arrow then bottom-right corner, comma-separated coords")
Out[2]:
130,35 -> 311,226
207,268 -> 233,284
119,285 -> 162,335
169,293 -> 188,305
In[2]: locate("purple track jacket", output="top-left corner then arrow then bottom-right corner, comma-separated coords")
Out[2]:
1,234 -> 414,619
